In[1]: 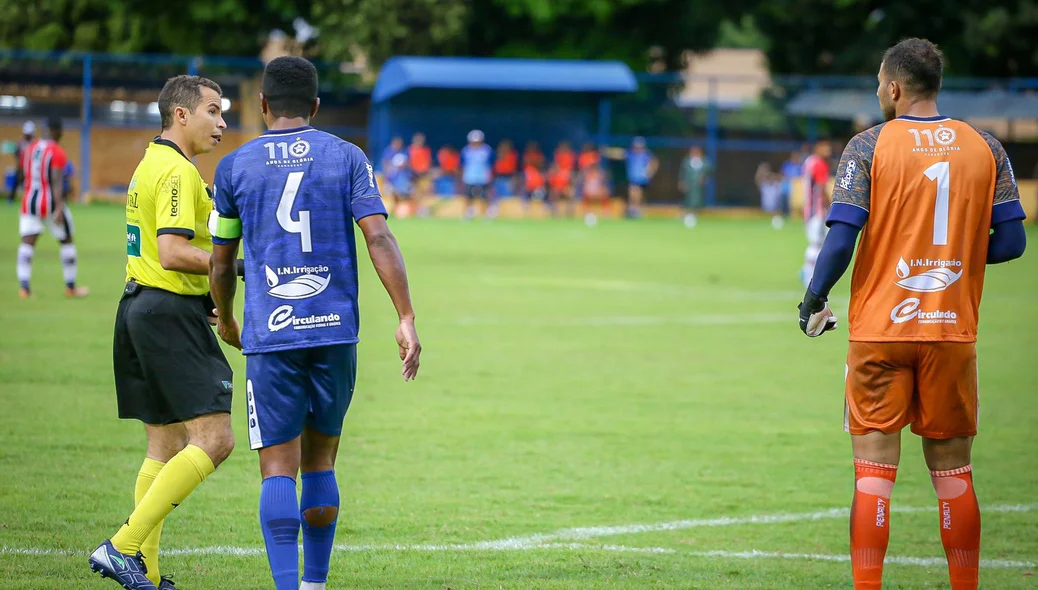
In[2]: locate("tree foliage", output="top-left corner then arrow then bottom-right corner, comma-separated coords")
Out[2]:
466,0 -> 733,70
312,0 -> 468,68
0,0 -> 1034,77
0,0 -> 300,56
746,0 -> 1038,77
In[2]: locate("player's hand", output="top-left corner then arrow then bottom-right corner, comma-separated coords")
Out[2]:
396,318 -> 421,381
798,290 -> 838,337
203,293 -> 219,326
51,208 -> 65,228
217,315 -> 243,351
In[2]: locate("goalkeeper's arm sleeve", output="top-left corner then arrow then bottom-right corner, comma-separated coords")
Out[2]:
987,219 -> 1026,264
808,221 -> 861,298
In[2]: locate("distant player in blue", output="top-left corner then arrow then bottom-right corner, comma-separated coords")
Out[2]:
208,57 -> 421,590
461,129 -> 493,219
624,137 -> 657,218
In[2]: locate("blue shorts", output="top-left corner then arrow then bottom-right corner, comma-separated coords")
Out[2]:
245,344 -> 357,450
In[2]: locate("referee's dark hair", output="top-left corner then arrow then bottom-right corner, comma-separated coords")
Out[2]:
882,38 -> 944,100
158,75 -> 223,130
262,56 -> 319,120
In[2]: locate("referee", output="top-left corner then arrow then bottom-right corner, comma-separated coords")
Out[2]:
88,75 -> 239,590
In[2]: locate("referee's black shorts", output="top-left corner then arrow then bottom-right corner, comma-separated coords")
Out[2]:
113,282 -> 233,425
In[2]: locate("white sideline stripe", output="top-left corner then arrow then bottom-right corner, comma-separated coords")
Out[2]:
676,549 -> 1034,569
476,503 -> 1036,549
4,544 -> 1033,569
3,503 -> 1034,566
543,544 -> 1035,568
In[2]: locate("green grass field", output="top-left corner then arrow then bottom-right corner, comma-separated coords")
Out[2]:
1,203 -> 1036,590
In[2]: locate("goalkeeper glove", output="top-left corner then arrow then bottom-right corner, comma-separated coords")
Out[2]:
798,289 -> 838,337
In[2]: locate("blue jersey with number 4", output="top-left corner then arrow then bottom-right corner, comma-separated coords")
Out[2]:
212,126 -> 388,355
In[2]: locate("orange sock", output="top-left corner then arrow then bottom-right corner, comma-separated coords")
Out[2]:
931,465 -> 980,590
850,458 -> 897,590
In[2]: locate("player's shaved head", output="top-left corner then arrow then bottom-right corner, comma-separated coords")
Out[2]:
814,139 -> 831,157
881,38 -> 944,100
158,75 -> 223,130
262,56 -> 319,120
47,116 -> 62,140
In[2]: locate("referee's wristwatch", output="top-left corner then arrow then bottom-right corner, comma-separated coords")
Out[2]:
235,259 -> 246,280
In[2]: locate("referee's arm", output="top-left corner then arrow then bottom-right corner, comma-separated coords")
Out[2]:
158,235 -> 209,274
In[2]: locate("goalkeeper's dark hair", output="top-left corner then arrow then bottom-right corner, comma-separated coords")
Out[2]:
262,56 -> 319,119
882,38 -> 944,100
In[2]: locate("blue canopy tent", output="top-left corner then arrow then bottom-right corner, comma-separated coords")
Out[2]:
368,57 -> 638,172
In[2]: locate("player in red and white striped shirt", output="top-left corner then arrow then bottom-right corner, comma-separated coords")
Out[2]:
17,117 -> 88,299
800,139 -> 833,287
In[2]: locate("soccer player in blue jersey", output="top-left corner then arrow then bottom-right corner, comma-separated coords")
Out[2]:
208,56 -> 421,590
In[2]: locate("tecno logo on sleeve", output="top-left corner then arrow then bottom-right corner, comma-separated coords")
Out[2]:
165,175 -> 182,216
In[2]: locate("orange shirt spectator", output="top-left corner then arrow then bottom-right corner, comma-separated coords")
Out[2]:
523,142 -> 545,170
523,163 -> 545,193
554,142 -> 576,172
548,165 -> 572,192
409,134 -> 432,175
578,144 -> 600,170
437,146 -> 460,174
494,141 -> 519,176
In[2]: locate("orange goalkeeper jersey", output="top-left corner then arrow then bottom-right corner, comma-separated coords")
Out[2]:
827,115 -> 1023,343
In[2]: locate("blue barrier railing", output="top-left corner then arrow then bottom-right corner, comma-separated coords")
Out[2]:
3,49 -> 1035,205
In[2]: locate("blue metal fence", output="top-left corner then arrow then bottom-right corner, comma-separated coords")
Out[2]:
2,49 -> 1036,205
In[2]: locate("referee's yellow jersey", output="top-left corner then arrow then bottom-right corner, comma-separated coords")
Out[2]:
125,138 -> 214,296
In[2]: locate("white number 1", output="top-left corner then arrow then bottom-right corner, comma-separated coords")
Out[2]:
276,171 -> 312,253
923,161 -> 950,246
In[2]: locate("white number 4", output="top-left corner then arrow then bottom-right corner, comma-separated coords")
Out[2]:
924,161 -> 950,246
276,171 -> 312,253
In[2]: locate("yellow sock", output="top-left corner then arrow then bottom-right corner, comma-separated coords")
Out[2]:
134,458 -> 166,585
112,445 -> 215,556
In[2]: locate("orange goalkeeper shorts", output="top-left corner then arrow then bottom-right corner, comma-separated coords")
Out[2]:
844,341 -> 978,439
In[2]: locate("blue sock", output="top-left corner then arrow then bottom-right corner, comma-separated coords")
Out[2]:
260,476 -> 300,590
300,470 -> 339,583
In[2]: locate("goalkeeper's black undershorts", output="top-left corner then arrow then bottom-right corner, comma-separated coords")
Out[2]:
113,282 -> 233,425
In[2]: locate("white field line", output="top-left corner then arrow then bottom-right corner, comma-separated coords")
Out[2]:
3,544 -> 1034,569
2,504 -> 1033,569
542,544 -> 1035,568
477,504 -> 1036,549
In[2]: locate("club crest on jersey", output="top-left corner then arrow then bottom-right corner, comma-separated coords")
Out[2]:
933,126 -> 956,146
290,139 -> 311,158
894,257 -> 962,293
265,264 -> 331,300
